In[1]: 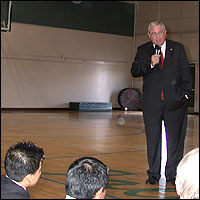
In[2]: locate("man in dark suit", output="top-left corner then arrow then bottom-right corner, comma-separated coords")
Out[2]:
1,140 -> 45,199
131,21 -> 192,185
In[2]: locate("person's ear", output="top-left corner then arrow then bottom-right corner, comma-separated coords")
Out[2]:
148,32 -> 151,39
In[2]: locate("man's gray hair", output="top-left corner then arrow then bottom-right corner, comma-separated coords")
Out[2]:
148,21 -> 166,32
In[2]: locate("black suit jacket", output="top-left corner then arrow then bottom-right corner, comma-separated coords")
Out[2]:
131,39 -> 192,112
1,175 -> 30,199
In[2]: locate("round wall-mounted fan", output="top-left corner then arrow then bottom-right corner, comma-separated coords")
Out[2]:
118,88 -> 142,111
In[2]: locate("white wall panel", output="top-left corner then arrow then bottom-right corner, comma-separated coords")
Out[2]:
1,58 -> 131,108
1,23 -> 133,108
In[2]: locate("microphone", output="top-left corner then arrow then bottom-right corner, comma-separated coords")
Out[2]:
155,45 -> 160,55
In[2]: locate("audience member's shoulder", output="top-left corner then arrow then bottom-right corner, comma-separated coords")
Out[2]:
1,175 -> 6,179
1,175 -> 8,183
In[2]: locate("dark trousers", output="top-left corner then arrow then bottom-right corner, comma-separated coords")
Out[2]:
143,100 -> 188,181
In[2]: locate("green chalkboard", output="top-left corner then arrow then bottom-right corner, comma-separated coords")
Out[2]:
11,1 -> 134,36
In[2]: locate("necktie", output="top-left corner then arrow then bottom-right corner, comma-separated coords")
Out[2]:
159,47 -> 165,100
159,47 -> 164,69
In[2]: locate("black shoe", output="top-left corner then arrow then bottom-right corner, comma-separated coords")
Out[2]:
167,178 -> 175,185
146,176 -> 159,185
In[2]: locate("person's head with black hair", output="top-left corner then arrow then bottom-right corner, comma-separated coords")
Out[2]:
65,157 -> 109,199
4,140 -> 45,187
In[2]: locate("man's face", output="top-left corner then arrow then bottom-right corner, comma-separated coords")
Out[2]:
148,25 -> 166,46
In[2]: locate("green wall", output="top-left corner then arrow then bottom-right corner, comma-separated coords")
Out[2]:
11,1 -> 134,36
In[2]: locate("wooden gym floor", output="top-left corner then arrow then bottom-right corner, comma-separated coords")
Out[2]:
1,109 -> 199,199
